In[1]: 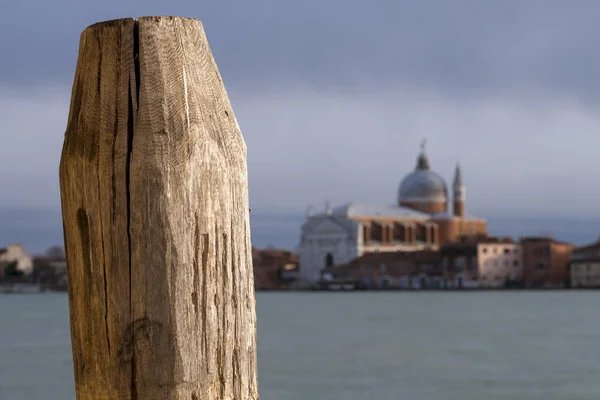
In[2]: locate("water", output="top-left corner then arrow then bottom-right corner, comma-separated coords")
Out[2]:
1,292 -> 599,399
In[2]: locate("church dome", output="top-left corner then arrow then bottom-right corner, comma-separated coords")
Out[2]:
397,144 -> 448,204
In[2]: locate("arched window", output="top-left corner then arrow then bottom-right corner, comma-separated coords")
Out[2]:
325,253 -> 334,267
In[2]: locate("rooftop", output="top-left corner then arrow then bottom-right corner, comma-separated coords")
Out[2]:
445,235 -> 515,247
331,203 -> 431,220
252,247 -> 299,268
519,236 -> 573,246
573,239 -> 600,255
430,211 -> 486,222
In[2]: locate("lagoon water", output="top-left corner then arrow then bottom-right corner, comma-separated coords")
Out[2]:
1,292 -> 599,399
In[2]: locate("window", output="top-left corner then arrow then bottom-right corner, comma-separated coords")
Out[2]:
536,262 -> 546,270
325,253 -> 334,267
493,248 -> 498,254
482,247 -> 488,254
456,257 -> 466,270
471,258 -> 478,271
504,248 -> 510,254
513,260 -> 519,266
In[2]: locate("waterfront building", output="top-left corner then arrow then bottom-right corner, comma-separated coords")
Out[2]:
520,237 -> 573,288
570,240 -> 600,288
298,141 -> 487,282
0,243 -> 33,278
321,235 -> 522,289
252,248 -> 299,290
439,239 -> 479,288
441,236 -> 522,288
31,256 -> 68,290
321,250 -> 441,289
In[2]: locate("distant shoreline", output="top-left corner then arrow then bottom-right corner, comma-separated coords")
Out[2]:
1,208 -> 600,253
2,283 -> 598,295
3,289 -> 597,294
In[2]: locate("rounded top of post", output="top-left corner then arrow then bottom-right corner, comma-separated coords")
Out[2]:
85,16 -> 202,31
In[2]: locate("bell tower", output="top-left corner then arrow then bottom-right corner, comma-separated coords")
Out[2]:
452,163 -> 466,217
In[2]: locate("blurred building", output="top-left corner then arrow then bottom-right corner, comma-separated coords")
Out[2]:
441,236 -> 522,288
298,142 -> 487,282
520,237 -> 573,288
439,238 -> 479,288
252,248 -> 299,290
570,239 -> 600,288
31,256 -> 67,290
0,243 -> 33,278
322,250 -> 441,289
322,235 -> 522,290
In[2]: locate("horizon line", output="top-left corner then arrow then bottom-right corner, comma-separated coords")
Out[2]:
1,205 -> 599,221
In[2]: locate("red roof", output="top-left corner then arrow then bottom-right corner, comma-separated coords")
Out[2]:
252,247 -> 298,269
447,234 -> 514,246
519,236 -> 572,246
250,247 -> 299,290
573,239 -> 600,254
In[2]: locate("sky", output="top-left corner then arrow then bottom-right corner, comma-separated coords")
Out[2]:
2,0 -> 600,218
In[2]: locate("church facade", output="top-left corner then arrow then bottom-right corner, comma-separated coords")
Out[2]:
298,143 -> 487,282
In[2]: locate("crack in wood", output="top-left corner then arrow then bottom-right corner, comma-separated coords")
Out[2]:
126,18 -> 139,400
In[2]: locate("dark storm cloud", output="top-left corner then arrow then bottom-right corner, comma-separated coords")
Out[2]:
2,0 -> 600,102
4,0 -> 600,218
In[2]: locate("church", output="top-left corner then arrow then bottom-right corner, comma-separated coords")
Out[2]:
298,142 -> 487,282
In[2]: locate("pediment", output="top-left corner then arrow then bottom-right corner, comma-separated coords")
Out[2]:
309,218 -> 351,235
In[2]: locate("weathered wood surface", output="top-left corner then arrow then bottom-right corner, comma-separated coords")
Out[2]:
59,17 -> 258,400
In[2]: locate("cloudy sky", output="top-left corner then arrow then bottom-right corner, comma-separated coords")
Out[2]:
2,0 -> 600,218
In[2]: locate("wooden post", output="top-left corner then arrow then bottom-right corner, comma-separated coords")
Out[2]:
59,17 -> 258,399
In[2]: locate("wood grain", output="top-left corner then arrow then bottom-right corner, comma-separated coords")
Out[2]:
59,17 -> 258,400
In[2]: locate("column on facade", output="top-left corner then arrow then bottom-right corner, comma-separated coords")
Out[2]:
362,222 -> 371,244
